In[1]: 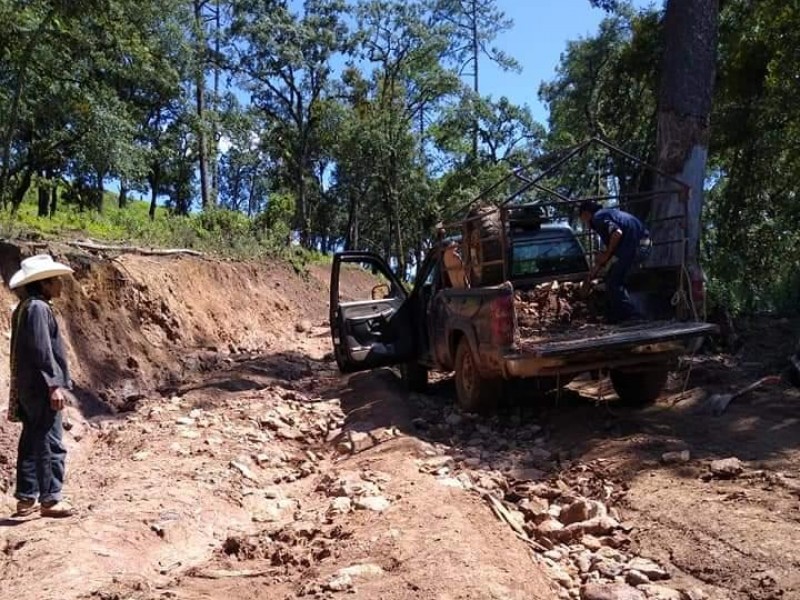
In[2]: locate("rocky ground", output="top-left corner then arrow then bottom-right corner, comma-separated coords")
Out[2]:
0,247 -> 798,600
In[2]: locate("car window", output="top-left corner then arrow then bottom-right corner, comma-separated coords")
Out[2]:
511,229 -> 587,277
339,259 -> 402,302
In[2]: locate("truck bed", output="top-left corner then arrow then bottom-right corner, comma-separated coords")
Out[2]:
516,320 -> 716,357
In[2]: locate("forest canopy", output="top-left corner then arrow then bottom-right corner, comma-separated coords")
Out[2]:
0,0 -> 797,311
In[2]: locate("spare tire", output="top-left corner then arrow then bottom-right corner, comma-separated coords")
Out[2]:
464,205 -> 506,286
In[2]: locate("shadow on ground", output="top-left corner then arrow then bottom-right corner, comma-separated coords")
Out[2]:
330,352 -> 800,485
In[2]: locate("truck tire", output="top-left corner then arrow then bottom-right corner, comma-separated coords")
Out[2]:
465,206 -> 505,287
455,338 -> 502,413
609,368 -> 669,407
401,361 -> 429,393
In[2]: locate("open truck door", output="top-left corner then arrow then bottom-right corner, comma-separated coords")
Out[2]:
330,252 -> 413,373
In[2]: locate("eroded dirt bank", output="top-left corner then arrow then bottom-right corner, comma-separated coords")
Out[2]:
0,243 -> 798,600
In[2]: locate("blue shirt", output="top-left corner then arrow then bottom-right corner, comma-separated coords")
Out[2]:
590,208 -> 649,258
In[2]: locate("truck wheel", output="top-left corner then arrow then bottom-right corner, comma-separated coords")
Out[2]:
455,339 -> 502,413
401,361 -> 429,393
466,206 -> 505,287
610,368 -> 669,407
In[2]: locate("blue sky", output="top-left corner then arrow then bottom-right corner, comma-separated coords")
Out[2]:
480,0 -> 658,125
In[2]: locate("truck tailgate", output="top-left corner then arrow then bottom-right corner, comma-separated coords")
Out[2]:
518,321 -> 716,357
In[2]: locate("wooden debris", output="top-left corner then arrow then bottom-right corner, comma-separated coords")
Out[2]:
483,491 -> 526,538
515,280 -> 603,339
68,239 -> 203,257
190,568 -> 271,579
480,490 -> 546,553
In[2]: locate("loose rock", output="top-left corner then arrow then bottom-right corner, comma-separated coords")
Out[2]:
544,550 -> 563,561
709,457 -> 744,479
593,559 -> 624,579
328,496 -> 352,515
348,431 -> 373,453
324,573 -> 353,592
354,495 -> 391,512
587,501 -> 608,520
627,558 -> 669,581
559,516 -> 620,541
445,412 -> 463,427
550,565 -> 575,587
577,553 -> 593,574
518,496 -> 549,520
661,451 -> 691,465
247,498 -> 294,523
637,585 -> 683,600
437,477 -> 465,489
538,518 -> 565,535
509,467 -> 546,482
561,499 -> 592,525
625,570 -> 650,586
230,460 -> 258,482
581,583 -> 646,600
337,563 -> 384,579
582,535 -> 603,551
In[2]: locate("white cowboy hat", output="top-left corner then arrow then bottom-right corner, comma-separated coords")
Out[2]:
9,254 -> 74,290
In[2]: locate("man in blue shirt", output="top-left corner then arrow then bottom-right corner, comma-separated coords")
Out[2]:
579,201 -> 651,323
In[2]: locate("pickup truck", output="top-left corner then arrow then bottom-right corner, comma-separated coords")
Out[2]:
329,220 -> 716,412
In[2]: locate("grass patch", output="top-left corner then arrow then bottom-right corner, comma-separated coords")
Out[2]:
0,192 -> 331,270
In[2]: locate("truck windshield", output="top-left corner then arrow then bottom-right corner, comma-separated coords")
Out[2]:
511,228 -> 587,278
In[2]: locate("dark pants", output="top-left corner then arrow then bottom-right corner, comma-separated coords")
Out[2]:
15,406 -> 66,504
606,248 -> 639,323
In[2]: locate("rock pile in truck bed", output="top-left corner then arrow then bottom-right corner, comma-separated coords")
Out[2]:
515,281 -> 604,338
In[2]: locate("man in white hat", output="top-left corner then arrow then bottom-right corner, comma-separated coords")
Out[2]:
8,254 -> 75,518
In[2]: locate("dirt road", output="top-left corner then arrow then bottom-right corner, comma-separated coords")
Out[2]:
0,250 -> 798,600
1,329 -> 556,600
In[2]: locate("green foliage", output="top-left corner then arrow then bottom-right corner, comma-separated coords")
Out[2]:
539,5 -> 662,197
543,0 -> 800,314
433,95 -> 544,166
702,0 -> 800,313
0,0 -> 191,209
0,190 -> 322,262
0,0 -> 536,278
228,0 -> 352,241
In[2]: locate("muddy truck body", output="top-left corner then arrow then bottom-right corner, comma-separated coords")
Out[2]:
329,139 -> 716,410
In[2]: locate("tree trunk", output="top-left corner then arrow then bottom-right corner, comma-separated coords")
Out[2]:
37,170 -> 49,217
297,169 -> 309,246
345,191 -> 359,251
389,184 -> 406,278
210,0 -> 221,204
648,0 -> 719,268
0,10 -> 56,207
194,0 -> 211,210
95,169 -> 105,212
118,180 -> 129,209
247,175 -> 256,218
50,184 -> 57,216
470,0 -> 479,161
149,168 -> 160,220
10,168 -> 33,213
